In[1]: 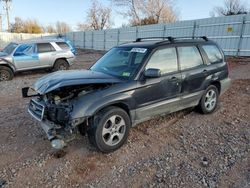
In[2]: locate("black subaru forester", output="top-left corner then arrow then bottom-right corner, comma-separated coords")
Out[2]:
23,36 -> 231,153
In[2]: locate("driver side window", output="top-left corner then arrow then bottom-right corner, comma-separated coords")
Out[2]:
146,48 -> 178,74
14,44 -> 34,56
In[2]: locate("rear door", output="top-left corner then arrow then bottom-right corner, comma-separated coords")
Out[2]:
177,45 -> 207,96
200,44 -> 228,80
135,47 -> 182,121
13,43 -> 39,70
37,43 -> 57,67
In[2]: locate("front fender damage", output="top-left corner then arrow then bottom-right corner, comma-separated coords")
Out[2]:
26,82 -> 113,149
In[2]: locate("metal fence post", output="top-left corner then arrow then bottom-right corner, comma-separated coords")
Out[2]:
104,30 -> 106,50
73,32 -> 75,46
117,29 -> 120,45
163,24 -> 166,37
92,31 -> 94,49
83,32 -> 85,49
237,15 -> 246,57
192,21 -> 197,37
136,26 -> 138,40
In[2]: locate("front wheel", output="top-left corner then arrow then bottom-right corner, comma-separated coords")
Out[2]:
87,107 -> 131,153
198,85 -> 219,114
0,66 -> 14,81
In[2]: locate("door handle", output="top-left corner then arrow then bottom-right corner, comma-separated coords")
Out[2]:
170,76 -> 179,81
203,69 -> 209,75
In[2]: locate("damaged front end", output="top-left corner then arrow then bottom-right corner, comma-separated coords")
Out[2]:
23,70 -> 121,149
25,84 -> 110,149
25,86 -> 89,149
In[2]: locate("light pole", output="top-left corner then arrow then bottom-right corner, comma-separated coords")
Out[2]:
0,14 -> 2,32
2,0 -> 11,31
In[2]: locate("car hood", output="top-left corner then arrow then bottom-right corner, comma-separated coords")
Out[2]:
0,52 -> 8,58
33,70 -> 123,94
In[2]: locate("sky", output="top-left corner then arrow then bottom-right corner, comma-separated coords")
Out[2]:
0,0 -> 237,31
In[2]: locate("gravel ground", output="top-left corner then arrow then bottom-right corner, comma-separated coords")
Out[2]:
0,51 -> 249,188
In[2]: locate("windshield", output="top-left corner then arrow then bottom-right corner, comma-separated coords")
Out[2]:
2,42 -> 18,55
90,47 -> 148,79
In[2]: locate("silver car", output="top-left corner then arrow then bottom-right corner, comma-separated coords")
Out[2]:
0,39 -> 76,81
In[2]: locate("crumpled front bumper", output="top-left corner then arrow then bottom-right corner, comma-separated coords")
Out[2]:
39,120 -> 67,149
27,98 -> 75,149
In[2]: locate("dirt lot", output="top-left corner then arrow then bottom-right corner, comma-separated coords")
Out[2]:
0,51 -> 249,188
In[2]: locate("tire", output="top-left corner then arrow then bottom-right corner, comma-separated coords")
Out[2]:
87,107 -> 131,153
198,85 -> 219,114
0,66 -> 14,81
53,59 -> 69,71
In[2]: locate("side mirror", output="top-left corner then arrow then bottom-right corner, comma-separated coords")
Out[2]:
144,68 -> 161,78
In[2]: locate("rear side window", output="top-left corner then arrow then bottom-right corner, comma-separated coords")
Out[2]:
56,42 -> 70,50
37,43 -> 55,53
146,48 -> 178,74
178,46 -> 203,70
202,45 -> 223,64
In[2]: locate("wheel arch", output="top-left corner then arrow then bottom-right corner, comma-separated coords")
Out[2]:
0,64 -> 15,73
53,58 -> 69,67
210,81 -> 221,94
94,102 -> 132,120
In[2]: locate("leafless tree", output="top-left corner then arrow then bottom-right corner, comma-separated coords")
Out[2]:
211,0 -> 249,16
46,25 -> 56,33
56,21 -> 72,33
10,17 -> 43,33
111,0 -> 178,26
77,23 -> 91,31
87,0 -> 112,30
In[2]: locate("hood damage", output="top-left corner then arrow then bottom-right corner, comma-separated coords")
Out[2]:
23,70 -> 123,149
22,69 -> 122,97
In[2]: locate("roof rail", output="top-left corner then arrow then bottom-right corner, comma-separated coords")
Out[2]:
135,37 -> 174,42
168,36 -> 209,41
134,36 -> 209,43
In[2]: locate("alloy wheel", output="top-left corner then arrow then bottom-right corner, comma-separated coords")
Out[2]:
102,115 -> 126,146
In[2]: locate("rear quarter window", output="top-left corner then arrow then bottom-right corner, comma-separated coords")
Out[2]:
202,45 -> 223,64
56,42 -> 71,50
37,43 -> 55,53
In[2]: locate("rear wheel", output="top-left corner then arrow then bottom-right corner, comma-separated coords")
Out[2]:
53,59 -> 69,71
87,107 -> 131,153
198,85 -> 219,114
0,66 -> 14,81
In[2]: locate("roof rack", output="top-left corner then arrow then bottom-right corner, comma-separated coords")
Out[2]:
135,37 -> 174,42
134,36 -> 209,43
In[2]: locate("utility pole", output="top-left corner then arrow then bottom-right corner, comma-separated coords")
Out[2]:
0,14 -> 2,32
2,0 -> 11,31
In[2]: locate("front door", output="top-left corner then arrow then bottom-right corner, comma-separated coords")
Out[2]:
134,47 -> 182,121
13,44 -> 39,70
